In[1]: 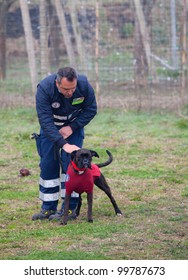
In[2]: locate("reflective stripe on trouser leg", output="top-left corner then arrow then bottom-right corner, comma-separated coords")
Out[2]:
60,128 -> 84,210
39,177 -> 60,210
39,177 -> 60,201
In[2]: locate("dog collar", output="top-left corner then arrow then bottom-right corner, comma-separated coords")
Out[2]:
70,161 -> 86,175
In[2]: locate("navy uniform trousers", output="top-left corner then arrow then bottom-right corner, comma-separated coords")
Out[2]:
36,128 -> 84,211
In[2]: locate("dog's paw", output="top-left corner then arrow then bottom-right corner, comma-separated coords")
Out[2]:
60,221 -> 67,226
116,213 -> 123,217
88,219 -> 93,223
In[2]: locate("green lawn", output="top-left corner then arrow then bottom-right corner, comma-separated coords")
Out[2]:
0,108 -> 188,260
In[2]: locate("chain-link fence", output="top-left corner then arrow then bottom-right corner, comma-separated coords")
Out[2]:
1,0 -> 188,111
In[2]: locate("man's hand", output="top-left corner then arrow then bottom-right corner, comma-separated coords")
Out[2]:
59,126 -> 73,139
63,143 -> 80,153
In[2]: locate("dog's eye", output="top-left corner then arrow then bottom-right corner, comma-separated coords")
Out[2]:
83,154 -> 91,159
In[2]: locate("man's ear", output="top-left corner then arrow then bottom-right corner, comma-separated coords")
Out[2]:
90,150 -> 99,158
71,150 -> 77,161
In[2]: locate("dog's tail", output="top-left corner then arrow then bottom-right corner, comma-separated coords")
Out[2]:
97,150 -> 113,168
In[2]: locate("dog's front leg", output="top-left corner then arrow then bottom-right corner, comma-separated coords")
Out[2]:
87,192 -> 93,223
75,195 -> 82,217
61,194 -> 71,225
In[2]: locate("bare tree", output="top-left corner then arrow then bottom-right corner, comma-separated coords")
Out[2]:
40,0 -> 49,77
19,0 -> 37,94
54,0 -> 76,66
70,0 -> 85,70
134,16 -> 148,87
170,0 -> 178,68
0,0 -> 15,80
95,0 -> 100,104
180,0 -> 187,102
47,1 -> 61,67
133,0 -> 157,85
133,0 -> 152,75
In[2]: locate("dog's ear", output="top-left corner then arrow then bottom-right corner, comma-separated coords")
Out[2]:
71,150 -> 77,161
90,150 -> 99,158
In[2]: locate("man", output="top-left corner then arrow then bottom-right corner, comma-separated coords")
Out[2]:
32,67 -> 97,221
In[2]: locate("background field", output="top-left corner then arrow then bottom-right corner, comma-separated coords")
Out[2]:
0,107 -> 188,260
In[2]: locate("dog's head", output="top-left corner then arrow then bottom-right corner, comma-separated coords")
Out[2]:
71,148 -> 99,169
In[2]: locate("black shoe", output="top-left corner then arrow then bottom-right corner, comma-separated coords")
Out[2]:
49,209 -> 77,221
32,209 -> 56,220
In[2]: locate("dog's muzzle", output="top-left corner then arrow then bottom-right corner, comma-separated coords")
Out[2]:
82,158 -> 91,168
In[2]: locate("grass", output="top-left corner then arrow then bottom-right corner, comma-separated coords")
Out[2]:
0,107 -> 188,260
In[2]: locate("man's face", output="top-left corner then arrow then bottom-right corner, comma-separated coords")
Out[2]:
56,77 -> 77,98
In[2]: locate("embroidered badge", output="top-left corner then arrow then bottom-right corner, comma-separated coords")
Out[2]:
52,102 -> 60,108
72,97 -> 85,105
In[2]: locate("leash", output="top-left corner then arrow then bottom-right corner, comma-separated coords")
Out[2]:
55,146 -> 67,174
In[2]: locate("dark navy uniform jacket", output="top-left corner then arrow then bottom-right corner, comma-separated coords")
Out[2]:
36,73 -> 97,149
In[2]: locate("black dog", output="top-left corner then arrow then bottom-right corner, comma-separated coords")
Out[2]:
61,149 -> 122,225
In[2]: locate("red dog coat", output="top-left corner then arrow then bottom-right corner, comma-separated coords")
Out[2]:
65,163 -> 101,195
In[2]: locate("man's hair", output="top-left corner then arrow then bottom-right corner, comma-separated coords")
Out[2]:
56,67 -> 78,84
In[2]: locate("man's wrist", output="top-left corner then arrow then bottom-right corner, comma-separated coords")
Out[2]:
56,137 -> 67,149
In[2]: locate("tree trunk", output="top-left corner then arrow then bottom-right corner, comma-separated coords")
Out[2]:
95,0 -> 100,105
133,0 -> 152,75
47,1 -> 61,67
134,17 -> 147,87
54,0 -> 76,67
133,0 -> 157,84
40,0 -> 49,78
170,0 -> 178,68
0,0 -> 9,80
0,0 -> 15,80
70,0 -> 85,70
180,0 -> 187,102
19,0 -> 37,94
0,17 -> 6,80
